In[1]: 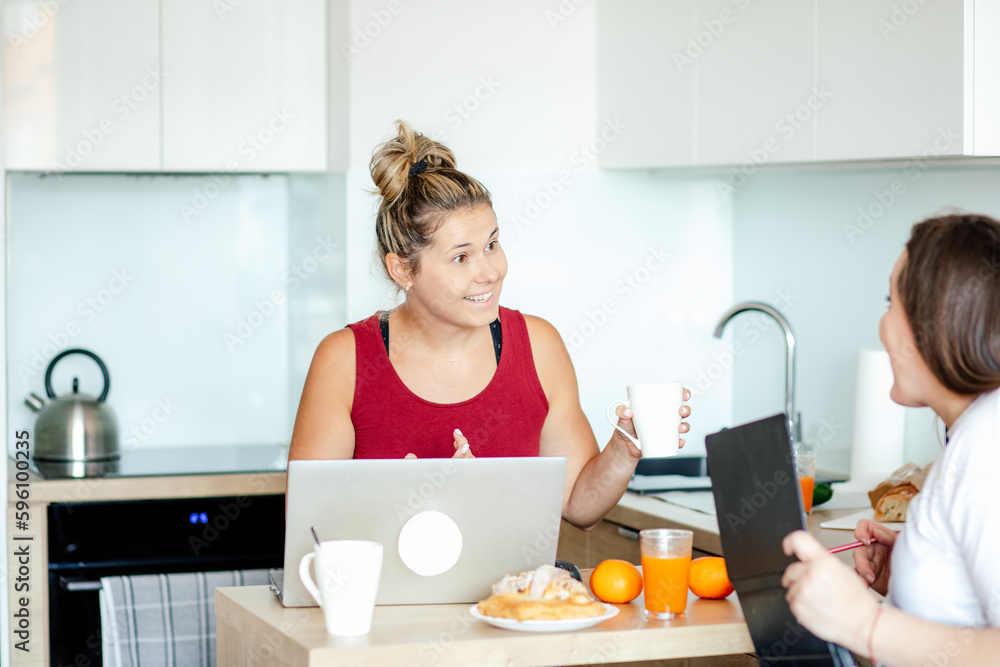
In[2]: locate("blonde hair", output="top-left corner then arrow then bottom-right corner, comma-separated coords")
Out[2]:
370,120 -> 492,281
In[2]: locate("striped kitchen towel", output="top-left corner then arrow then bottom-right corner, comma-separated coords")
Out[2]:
99,569 -> 271,667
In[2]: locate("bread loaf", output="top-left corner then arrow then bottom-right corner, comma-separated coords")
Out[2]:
867,462 -> 931,523
871,482 -> 918,522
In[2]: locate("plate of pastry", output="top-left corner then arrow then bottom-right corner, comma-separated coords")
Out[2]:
471,564 -> 620,633
469,602 -> 619,633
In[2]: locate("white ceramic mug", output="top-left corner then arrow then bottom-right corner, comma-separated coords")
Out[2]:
606,382 -> 684,458
299,540 -> 383,636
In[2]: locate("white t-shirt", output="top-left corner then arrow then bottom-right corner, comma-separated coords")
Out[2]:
889,388 -> 1000,627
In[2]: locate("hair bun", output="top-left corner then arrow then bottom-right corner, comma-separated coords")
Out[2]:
369,120 -> 492,286
370,120 -> 457,206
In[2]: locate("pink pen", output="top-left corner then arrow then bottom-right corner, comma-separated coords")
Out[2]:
827,540 -> 868,554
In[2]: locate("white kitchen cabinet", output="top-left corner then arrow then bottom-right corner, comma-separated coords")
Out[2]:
599,0 -> 1000,168
2,0 -> 161,171
161,0 -> 327,172
597,0 -> 697,168
3,0 -> 328,173
816,0 -> 1000,161
695,0 -> 815,166
598,0 -> 815,169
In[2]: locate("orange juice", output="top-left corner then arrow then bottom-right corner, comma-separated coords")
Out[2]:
640,554 -> 691,616
799,476 -> 815,513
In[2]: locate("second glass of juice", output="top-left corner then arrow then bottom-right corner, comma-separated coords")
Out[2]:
639,528 -> 693,619
794,443 -> 817,513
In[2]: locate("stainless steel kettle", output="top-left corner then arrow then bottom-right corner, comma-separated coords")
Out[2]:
25,348 -> 120,476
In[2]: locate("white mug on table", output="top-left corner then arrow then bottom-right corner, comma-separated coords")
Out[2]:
606,382 -> 684,458
299,539 -> 383,636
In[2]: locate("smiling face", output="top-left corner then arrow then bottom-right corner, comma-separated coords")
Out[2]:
405,205 -> 507,327
879,251 -> 940,407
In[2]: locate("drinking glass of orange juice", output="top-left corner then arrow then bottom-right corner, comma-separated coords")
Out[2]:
638,529 -> 693,619
794,443 -> 817,514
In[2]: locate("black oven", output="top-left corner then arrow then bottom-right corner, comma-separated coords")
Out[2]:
48,494 -> 285,666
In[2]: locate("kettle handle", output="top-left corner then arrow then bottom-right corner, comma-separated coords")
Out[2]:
44,348 -> 111,402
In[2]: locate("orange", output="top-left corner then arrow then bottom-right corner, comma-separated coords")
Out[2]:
589,559 -> 643,604
687,557 -> 734,599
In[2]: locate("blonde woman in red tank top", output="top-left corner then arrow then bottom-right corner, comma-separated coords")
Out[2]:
289,121 -> 691,529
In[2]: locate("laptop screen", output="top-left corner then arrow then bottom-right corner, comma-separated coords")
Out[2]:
281,456 -> 567,607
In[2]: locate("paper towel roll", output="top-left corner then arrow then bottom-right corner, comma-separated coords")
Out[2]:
849,349 -> 906,483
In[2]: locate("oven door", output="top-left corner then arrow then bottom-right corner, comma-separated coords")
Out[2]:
48,495 -> 285,665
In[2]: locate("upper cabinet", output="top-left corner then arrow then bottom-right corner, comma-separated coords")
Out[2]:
598,0 -> 1000,168
695,0 -> 815,166
3,0 -> 162,171
598,0 -> 697,168
3,0 -> 328,172
816,0 -> 999,161
161,0 -> 327,172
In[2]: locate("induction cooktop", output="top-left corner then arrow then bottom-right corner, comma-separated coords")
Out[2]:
23,444 -> 289,479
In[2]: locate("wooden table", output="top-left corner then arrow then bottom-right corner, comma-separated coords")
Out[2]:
215,494 -> 869,666
216,584 -> 754,667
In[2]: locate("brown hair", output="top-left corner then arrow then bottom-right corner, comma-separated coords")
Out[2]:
370,120 -> 492,281
898,213 -> 1000,395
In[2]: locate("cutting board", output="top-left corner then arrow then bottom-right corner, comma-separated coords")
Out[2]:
819,508 -> 905,531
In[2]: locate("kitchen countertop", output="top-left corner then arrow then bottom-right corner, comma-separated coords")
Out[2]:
7,469 -> 287,503
608,491 -> 864,555
7,444 -> 289,502
216,579 -> 755,667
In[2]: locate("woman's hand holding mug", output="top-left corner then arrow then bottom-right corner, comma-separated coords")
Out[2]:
607,383 -> 691,457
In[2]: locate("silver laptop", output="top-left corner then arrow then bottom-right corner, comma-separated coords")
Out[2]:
275,456 -> 567,606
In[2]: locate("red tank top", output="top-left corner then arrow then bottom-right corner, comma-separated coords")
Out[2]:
348,307 -> 549,459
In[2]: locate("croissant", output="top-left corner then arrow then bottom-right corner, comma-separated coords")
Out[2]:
476,564 -> 606,621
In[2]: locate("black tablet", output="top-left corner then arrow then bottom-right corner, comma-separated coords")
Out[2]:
706,414 -> 855,666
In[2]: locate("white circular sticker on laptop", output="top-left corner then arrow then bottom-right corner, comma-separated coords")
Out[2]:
397,511 -> 463,577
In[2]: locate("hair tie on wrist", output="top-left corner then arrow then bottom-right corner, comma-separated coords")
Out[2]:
408,159 -> 428,177
868,603 -> 883,665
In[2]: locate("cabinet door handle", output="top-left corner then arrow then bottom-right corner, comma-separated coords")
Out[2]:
61,578 -> 103,592
616,526 -> 640,540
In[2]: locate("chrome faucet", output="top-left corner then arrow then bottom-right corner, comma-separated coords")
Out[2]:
714,301 -> 801,443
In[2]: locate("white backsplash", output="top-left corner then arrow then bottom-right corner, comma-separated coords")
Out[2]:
730,163 -> 1000,475
5,173 -> 320,455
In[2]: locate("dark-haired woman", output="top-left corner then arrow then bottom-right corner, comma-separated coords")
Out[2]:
782,214 -> 1000,666
289,121 -> 690,529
